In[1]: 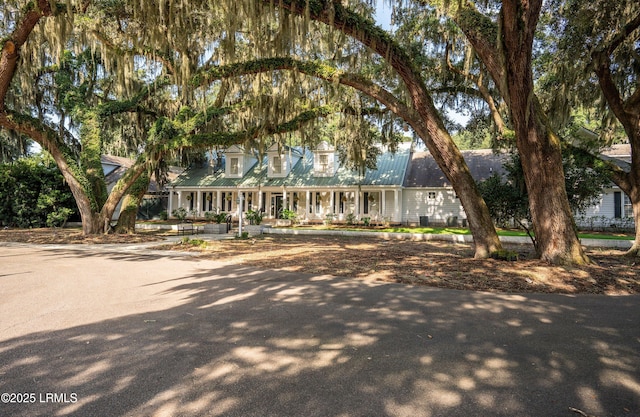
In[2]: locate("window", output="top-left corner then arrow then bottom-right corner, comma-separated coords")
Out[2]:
319,154 -> 328,172
624,194 -> 633,218
428,192 -> 436,199
230,157 -> 239,175
272,156 -> 282,174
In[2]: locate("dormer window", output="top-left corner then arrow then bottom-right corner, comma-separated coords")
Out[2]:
313,141 -> 337,177
318,154 -> 329,172
272,156 -> 282,174
229,157 -> 239,175
266,144 -> 301,177
224,145 -> 257,178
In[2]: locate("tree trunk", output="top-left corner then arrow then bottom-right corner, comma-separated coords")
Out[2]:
115,173 -> 150,234
502,0 -> 588,264
454,0 -> 590,264
257,0 -> 503,258
627,194 -> 640,257
592,41 -> 640,258
516,116 -> 588,264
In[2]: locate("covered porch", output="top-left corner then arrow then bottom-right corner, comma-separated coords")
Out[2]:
168,186 -> 404,224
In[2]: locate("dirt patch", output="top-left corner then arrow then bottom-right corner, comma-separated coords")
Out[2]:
1,229 -> 637,295
155,234 -> 639,295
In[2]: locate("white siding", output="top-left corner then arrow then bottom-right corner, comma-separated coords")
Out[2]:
581,190 -> 615,219
402,188 -> 465,225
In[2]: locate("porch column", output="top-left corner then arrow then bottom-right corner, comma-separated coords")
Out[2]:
258,189 -> 263,214
216,191 -> 222,212
177,191 -> 183,214
197,191 -> 202,217
306,191 -> 311,215
381,190 -> 386,220
394,189 -> 400,222
330,191 -> 335,214
283,187 -> 288,211
355,190 -> 360,218
168,189 -> 173,217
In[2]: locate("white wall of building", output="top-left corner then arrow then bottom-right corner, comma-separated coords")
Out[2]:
402,188 -> 465,225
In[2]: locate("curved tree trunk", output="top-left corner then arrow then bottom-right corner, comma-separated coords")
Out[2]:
591,32 -> 640,258
255,0 -> 502,258
627,194 -> 640,257
501,1 -> 588,264
457,0 -> 588,264
115,173 -> 150,234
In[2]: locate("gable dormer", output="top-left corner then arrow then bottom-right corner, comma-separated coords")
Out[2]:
224,145 -> 257,178
313,141 -> 338,177
267,144 -> 301,178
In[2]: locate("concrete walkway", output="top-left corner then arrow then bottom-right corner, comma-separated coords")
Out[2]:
0,243 -> 638,417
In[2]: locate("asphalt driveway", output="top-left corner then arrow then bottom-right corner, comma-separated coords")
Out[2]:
0,244 -> 638,417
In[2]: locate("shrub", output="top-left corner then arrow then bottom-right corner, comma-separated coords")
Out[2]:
172,207 -> 187,221
280,209 -> 297,220
490,250 -> 519,262
205,210 -> 228,224
246,209 -> 264,225
0,157 -> 78,228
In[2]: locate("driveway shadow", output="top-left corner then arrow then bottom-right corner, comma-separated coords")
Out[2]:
1,247 -> 638,416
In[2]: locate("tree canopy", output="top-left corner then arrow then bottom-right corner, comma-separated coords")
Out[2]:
1,0 -> 638,262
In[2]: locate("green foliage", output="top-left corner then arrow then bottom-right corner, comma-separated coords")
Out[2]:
452,117 -> 494,150
280,208 -> 297,220
0,157 -> 78,228
345,212 -> 357,225
172,206 -> 188,221
324,213 -> 336,225
477,173 -> 529,229
245,209 -> 264,225
490,250 -> 519,262
205,210 -> 228,224
362,216 -> 371,226
180,237 -> 207,247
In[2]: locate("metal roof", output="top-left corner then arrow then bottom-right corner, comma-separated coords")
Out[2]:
171,146 -> 411,189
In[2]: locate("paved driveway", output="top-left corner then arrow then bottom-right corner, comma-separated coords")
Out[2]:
0,244 -> 638,417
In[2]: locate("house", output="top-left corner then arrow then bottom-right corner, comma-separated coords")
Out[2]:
169,142 -> 504,226
575,144 -> 635,229
168,142 -> 635,229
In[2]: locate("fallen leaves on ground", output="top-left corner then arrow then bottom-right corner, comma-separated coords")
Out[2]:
1,229 -> 637,295
156,235 -> 639,295
0,228 -> 163,244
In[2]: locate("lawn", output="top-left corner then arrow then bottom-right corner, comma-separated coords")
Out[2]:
301,225 -> 636,240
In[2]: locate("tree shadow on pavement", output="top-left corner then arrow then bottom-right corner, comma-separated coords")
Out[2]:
0,248 -> 638,417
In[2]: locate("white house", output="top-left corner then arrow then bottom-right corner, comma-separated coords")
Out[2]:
575,144 -> 634,229
168,142 -> 634,229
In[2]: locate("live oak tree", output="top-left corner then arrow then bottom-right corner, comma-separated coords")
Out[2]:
243,0 -> 503,258
0,0 -> 363,234
543,0 -> 640,257
1,0 -> 505,259
417,0 -> 589,265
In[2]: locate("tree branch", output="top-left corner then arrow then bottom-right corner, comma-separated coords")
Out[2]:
0,0 -> 55,110
194,57 -> 423,135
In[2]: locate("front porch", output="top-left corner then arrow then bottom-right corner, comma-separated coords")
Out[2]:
168,187 -> 404,224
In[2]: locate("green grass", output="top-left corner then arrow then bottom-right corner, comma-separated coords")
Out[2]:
334,226 -> 635,240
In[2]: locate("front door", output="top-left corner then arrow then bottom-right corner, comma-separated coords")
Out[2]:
271,193 -> 283,217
